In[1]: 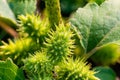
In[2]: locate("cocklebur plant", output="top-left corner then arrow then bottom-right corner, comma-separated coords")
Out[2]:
21,0 -> 98,78
0,0 -> 99,79
55,58 -> 99,80
22,23 -> 98,80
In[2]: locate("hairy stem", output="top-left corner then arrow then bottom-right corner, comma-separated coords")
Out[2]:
45,0 -> 63,30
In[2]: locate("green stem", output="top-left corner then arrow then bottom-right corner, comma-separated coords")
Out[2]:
45,0 -> 63,30
84,46 -> 101,60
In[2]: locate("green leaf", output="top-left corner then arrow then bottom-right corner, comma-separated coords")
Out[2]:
70,0 -> 120,65
71,2 -> 100,51
93,67 -> 116,80
0,58 -> 25,80
0,0 -> 17,28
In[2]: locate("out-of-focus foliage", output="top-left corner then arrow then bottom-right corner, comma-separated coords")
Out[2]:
0,0 -> 16,28
0,0 -> 16,21
0,0 -> 36,42
7,0 -> 36,17
60,0 -> 88,16
0,0 -> 17,43
88,0 -> 105,5
60,0 -> 106,16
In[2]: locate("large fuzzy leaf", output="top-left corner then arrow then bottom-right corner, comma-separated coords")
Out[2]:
70,0 -> 120,65
0,58 -> 25,80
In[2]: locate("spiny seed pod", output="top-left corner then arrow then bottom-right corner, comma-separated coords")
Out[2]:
45,24 -> 75,65
91,43 -> 120,65
0,38 -> 37,65
23,51 -> 53,80
18,14 -> 49,44
56,58 -> 99,80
